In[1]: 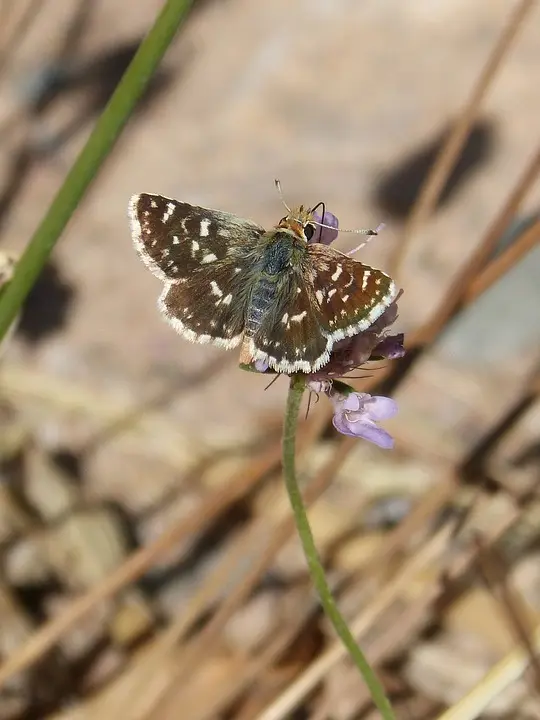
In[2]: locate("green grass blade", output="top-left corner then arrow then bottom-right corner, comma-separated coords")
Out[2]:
0,0 -> 193,342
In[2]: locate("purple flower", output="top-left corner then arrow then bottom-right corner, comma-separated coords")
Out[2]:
371,332 -> 405,361
311,210 -> 339,245
254,358 -> 270,372
312,384 -> 398,449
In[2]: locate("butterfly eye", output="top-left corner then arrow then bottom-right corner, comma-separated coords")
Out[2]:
304,223 -> 315,241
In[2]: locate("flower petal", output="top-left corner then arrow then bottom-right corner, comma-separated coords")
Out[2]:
331,414 -> 395,449
328,389 -> 397,449
254,358 -> 269,372
372,333 -> 405,360
331,412 -> 355,436
312,210 -> 339,245
332,391 -> 362,413
352,421 -> 395,449
364,396 -> 399,421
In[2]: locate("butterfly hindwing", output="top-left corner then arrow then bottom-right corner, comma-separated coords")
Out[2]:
249,243 -> 397,372
249,268 -> 329,373
159,262 -> 250,348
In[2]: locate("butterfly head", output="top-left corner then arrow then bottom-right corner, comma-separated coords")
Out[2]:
277,205 -> 317,242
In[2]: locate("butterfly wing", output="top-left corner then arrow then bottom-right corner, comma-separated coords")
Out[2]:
129,193 -> 265,347
250,243 -> 397,373
307,243 -> 398,339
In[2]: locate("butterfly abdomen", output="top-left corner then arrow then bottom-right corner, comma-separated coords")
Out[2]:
245,278 -> 275,336
244,235 -> 293,337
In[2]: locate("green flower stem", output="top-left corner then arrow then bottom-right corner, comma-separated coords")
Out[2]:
0,0 -> 194,342
283,374 -> 396,720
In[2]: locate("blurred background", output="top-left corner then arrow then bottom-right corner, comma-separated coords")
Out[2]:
0,0 -> 539,718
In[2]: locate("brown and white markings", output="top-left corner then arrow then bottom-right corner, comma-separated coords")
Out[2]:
128,193 -> 397,374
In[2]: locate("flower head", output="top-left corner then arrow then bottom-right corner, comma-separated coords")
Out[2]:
310,381 -> 398,449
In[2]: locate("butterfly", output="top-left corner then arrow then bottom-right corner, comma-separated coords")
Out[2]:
128,193 -> 398,374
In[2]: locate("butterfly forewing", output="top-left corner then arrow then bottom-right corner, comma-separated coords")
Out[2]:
130,193 -> 264,281
129,193 -> 265,347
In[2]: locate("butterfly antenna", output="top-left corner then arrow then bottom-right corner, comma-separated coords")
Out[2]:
308,199 -> 383,254
310,218 -> 377,236
310,200 -> 326,219
274,179 -> 292,213
346,223 -> 386,256
309,216 -> 383,255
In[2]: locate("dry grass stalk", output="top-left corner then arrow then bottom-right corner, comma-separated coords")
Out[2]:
389,0 -> 538,276
0,440 -> 282,687
464,217 -> 540,304
434,621 -> 540,720
135,428 -> 352,719
412,143 -> 540,349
